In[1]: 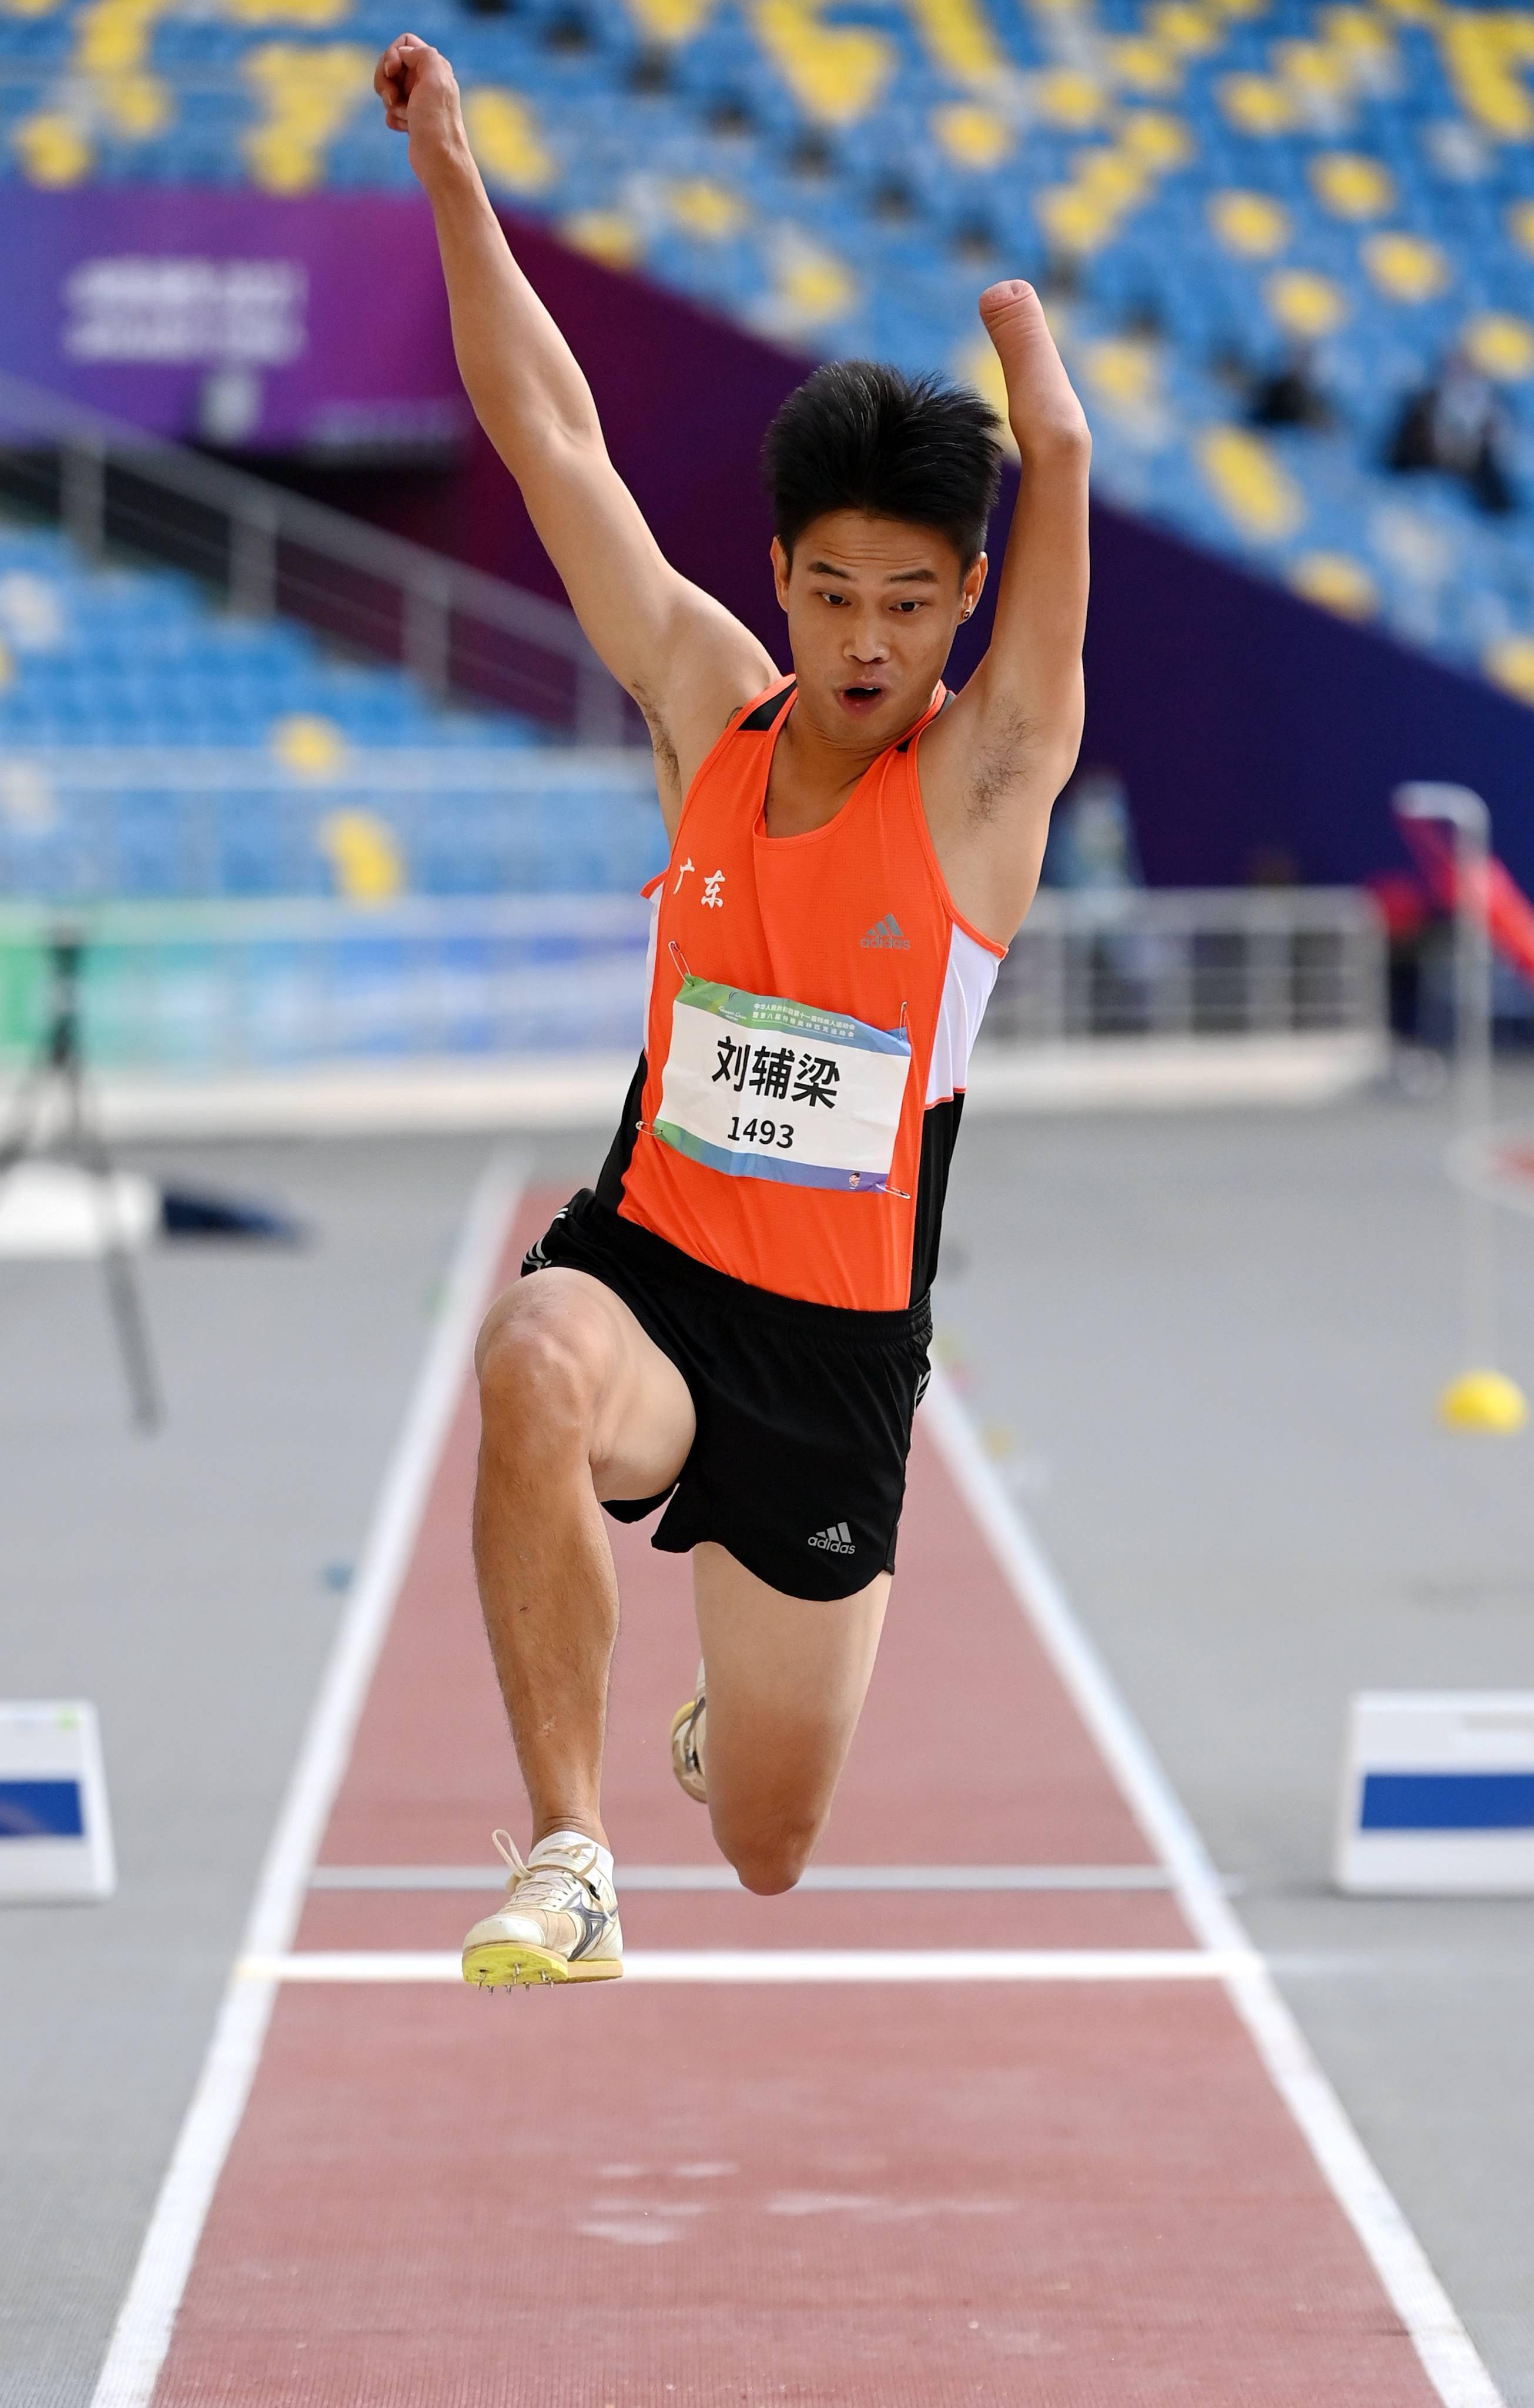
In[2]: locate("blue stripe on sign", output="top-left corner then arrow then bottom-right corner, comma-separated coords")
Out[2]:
1360,1770 -> 1534,1831
0,1779 -> 85,1839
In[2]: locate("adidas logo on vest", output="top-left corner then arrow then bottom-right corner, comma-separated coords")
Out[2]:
860,913 -> 910,950
808,1520 -> 856,1555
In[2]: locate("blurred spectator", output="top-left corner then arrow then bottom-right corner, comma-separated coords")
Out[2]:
1041,765 -> 1144,894
1387,351 -> 1515,515
1248,344 -> 1331,431
1366,868 -> 1431,1036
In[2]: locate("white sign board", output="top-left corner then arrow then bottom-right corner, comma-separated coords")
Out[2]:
0,1702 -> 116,1900
1335,1691 -> 1534,1894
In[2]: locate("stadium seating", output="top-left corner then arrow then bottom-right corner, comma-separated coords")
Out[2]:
11,0 -> 1532,704
0,523 -> 664,899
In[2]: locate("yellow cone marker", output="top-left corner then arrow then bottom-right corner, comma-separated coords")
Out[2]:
1438,1369 -> 1529,1434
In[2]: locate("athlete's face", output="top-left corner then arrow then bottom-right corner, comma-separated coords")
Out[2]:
772,511 -> 988,749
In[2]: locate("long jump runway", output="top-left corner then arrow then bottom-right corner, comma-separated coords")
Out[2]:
94,1166 -> 1500,2408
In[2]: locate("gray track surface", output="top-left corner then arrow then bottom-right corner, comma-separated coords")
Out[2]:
936,1071 -> 1534,2407
0,1135 -> 528,2408
2,1098 -> 1530,2405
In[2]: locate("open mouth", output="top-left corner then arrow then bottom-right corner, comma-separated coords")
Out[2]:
837,683 -> 886,714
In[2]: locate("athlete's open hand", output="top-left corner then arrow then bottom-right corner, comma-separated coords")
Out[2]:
978,280 -> 1089,460
374,34 -> 466,185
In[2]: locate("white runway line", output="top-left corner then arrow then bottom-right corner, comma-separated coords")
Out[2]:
922,1365 -> 1507,2408
241,1947 -> 1250,1984
308,1860 -> 1177,1892
88,1154 -> 527,2408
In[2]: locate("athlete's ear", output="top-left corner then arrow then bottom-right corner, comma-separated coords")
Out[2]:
770,536 -> 792,614
960,552 -> 989,620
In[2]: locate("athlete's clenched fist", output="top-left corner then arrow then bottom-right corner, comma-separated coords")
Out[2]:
373,33 -> 465,184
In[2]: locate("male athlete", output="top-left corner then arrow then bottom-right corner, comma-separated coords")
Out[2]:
376,32 -> 1091,1986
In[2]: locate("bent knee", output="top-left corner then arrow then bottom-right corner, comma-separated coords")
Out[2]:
475,1295 -> 605,1451
718,1826 -> 816,1897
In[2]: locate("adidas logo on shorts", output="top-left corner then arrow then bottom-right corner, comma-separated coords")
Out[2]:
808,1520 -> 856,1555
860,913 -> 910,950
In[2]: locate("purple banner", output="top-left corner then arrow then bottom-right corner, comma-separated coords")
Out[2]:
0,186 -> 464,454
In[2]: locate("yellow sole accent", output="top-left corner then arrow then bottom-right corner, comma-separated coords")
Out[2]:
461,1941 -> 622,1988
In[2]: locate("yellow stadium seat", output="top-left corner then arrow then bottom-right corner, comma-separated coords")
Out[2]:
900,0 -> 1007,90
1485,637 -> 1534,706
622,0 -> 718,39
103,71 -> 173,135
1309,150 -> 1394,219
750,0 -> 895,126
931,102 -> 1013,171
561,209 -> 644,268
1208,189 -> 1291,257
666,177 -> 748,238
272,714 -> 349,776
1217,73 -> 1296,134
1362,231 -> 1451,303
240,41 -> 371,190
953,333 -> 1019,457
771,234 -> 857,329
1033,67 -> 1108,129
4,0 -> 69,17
1078,148 -> 1150,207
1508,200 -> 1534,259
1290,551 -> 1377,618
12,110 -> 93,184
1274,38 -> 1352,100
1198,426 -> 1304,541
223,0 -> 353,22
463,89 -> 555,196
0,638 -> 14,692
1462,311 -> 1534,381
317,810 -> 406,904
1036,185 -> 1116,255
1264,267 -> 1348,337
1080,336 -> 1161,416
1438,13 -> 1534,142
1108,38 -> 1182,95
1147,2 -> 1220,55
1119,110 -> 1193,168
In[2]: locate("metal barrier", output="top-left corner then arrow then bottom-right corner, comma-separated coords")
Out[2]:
0,887 -> 1385,1075
986,887 -> 1385,1045
0,369 -> 634,742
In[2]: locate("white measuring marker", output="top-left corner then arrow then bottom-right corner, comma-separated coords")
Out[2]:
1336,1692 -> 1534,1894
0,1700 -> 115,1900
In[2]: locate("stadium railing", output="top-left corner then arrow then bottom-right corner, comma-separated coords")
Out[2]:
0,889 -> 1387,1127
0,369 -> 632,744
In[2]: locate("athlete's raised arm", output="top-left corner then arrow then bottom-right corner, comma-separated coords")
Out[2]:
919,280 -> 1091,942
375,34 -> 775,824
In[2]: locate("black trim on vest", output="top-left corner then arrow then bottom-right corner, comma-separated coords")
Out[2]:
897,689 -> 952,752
595,1050 -> 648,1210
737,680 -> 797,734
909,1093 -> 964,1302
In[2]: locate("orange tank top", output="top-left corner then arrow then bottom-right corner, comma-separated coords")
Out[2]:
595,677 -> 1005,1312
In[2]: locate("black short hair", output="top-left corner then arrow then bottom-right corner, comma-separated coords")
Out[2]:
762,360 -> 1003,571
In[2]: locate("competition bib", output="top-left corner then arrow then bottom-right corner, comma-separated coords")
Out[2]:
652,976 -> 911,1193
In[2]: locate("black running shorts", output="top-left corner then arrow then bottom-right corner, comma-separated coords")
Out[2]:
523,1189 -> 932,1603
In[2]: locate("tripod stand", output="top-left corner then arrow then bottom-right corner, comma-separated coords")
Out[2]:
0,929 -> 162,1431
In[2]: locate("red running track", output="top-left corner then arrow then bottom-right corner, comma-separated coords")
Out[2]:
140,1181 -> 1462,2406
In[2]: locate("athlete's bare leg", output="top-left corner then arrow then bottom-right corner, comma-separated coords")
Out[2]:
692,1544 -> 890,1893
473,1268 -> 694,1852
